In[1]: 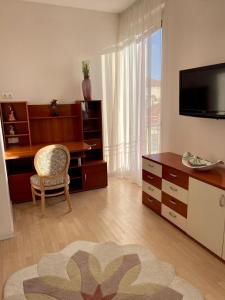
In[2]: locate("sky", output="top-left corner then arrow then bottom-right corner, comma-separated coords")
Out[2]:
149,29 -> 162,80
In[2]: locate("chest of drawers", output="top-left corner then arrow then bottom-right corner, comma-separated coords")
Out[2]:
142,152 -> 225,260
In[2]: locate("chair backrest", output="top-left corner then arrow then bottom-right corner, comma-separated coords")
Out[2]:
34,144 -> 70,177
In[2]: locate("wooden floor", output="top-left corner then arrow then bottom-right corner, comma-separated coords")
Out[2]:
0,177 -> 225,299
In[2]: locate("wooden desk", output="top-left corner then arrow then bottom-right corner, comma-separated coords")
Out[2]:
1,101 -> 107,203
5,141 -> 107,203
4,142 -> 91,160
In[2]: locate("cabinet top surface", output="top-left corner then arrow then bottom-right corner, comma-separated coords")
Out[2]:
5,142 -> 91,160
143,152 -> 225,190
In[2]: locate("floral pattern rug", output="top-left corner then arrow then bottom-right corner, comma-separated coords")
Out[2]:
4,241 -> 204,300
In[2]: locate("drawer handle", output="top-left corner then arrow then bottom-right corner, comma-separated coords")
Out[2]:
169,211 -> 177,218
219,195 -> 225,207
148,197 -> 153,203
148,164 -> 154,168
169,173 -> 178,178
147,175 -> 154,180
90,143 -> 97,147
169,199 -> 177,205
170,186 -> 178,192
148,186 -> 154,192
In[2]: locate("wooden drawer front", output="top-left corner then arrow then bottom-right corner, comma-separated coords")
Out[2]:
142,181 -> 161,202
142,158 -> 162,177
163,166 -> 189,189
162,192 -> 187,218
162,204 -> 187,232
162,179 -> 187,204
142,192 -> 161,215
142,170 -> 162,189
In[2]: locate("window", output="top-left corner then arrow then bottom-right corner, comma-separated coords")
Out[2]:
148,29 -> 162,154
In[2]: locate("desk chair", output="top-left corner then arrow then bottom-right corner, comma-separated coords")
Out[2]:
30,144 -> 72,215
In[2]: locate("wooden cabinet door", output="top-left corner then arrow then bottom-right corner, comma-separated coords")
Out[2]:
83,162 -> 107,190
8,172 -> 34,203
187,178 -> 225,256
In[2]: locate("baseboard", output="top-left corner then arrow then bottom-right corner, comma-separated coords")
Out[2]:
0,231 -> 14,241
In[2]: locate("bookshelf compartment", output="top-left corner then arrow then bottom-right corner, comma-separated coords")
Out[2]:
4,122 -> 29,135
84,149 -> 103,161
84,131 -> 101,140
81,101 -> 101,119
1,102 -> 28,122
83,119 -> 101,132
6,134 -> 30,147
69,177 -> 83,192
69,166 -> 82,179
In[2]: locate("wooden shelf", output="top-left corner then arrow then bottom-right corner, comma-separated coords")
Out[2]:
69,165 -> 81,169
3,121 -> 28,124
29,115 -> 79,120
5,133 -> 29,138
70,176 -> 82,180
83,129 -> 101,133
70,154 -> 86,160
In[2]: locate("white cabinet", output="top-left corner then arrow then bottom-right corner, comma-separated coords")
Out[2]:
187,178 -> 225,257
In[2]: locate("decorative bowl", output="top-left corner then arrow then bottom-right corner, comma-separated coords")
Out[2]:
182,152 -> 224,171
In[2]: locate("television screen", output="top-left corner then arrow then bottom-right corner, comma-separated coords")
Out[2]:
179,63 -> 225,119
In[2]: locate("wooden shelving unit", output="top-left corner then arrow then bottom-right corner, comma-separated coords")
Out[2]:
0,102 -> 31,148
0,100 -> 107,203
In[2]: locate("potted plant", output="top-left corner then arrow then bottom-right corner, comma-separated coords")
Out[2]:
82,60 -> 92,101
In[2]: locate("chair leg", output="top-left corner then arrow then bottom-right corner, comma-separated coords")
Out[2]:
31,186 -> 36,204
65,185 -> 72,212
41,190 -> 46,216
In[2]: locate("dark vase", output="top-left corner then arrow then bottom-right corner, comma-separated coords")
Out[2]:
82,76 -> 92,101
51,99 -> 59,116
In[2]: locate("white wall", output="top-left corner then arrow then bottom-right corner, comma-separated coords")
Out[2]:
0,0 -> 118,239
0,123 -> 14,240
162,0 -> 225,162
0,0 -> 118,103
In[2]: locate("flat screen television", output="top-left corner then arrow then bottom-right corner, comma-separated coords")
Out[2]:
179,62 -> 225,119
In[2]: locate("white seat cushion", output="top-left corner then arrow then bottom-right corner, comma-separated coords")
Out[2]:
31,174 -> 70,187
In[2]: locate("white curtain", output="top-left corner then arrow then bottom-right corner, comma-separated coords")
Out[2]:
102,0 -> 164,184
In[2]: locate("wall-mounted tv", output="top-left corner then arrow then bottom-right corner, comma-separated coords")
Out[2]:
179,62 -> 225,119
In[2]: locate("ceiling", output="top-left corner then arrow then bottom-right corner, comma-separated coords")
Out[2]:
20,0 -> 136,13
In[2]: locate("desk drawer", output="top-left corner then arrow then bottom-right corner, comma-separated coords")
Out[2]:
162,179 -> 187,204
163,166 -> 189,189
143,158 -> 162,177
142,170 -> 162,189
162,192 -> 187,218
142,181 -> 161,202
142,192 -> 161,215
162,204 -> 187,232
